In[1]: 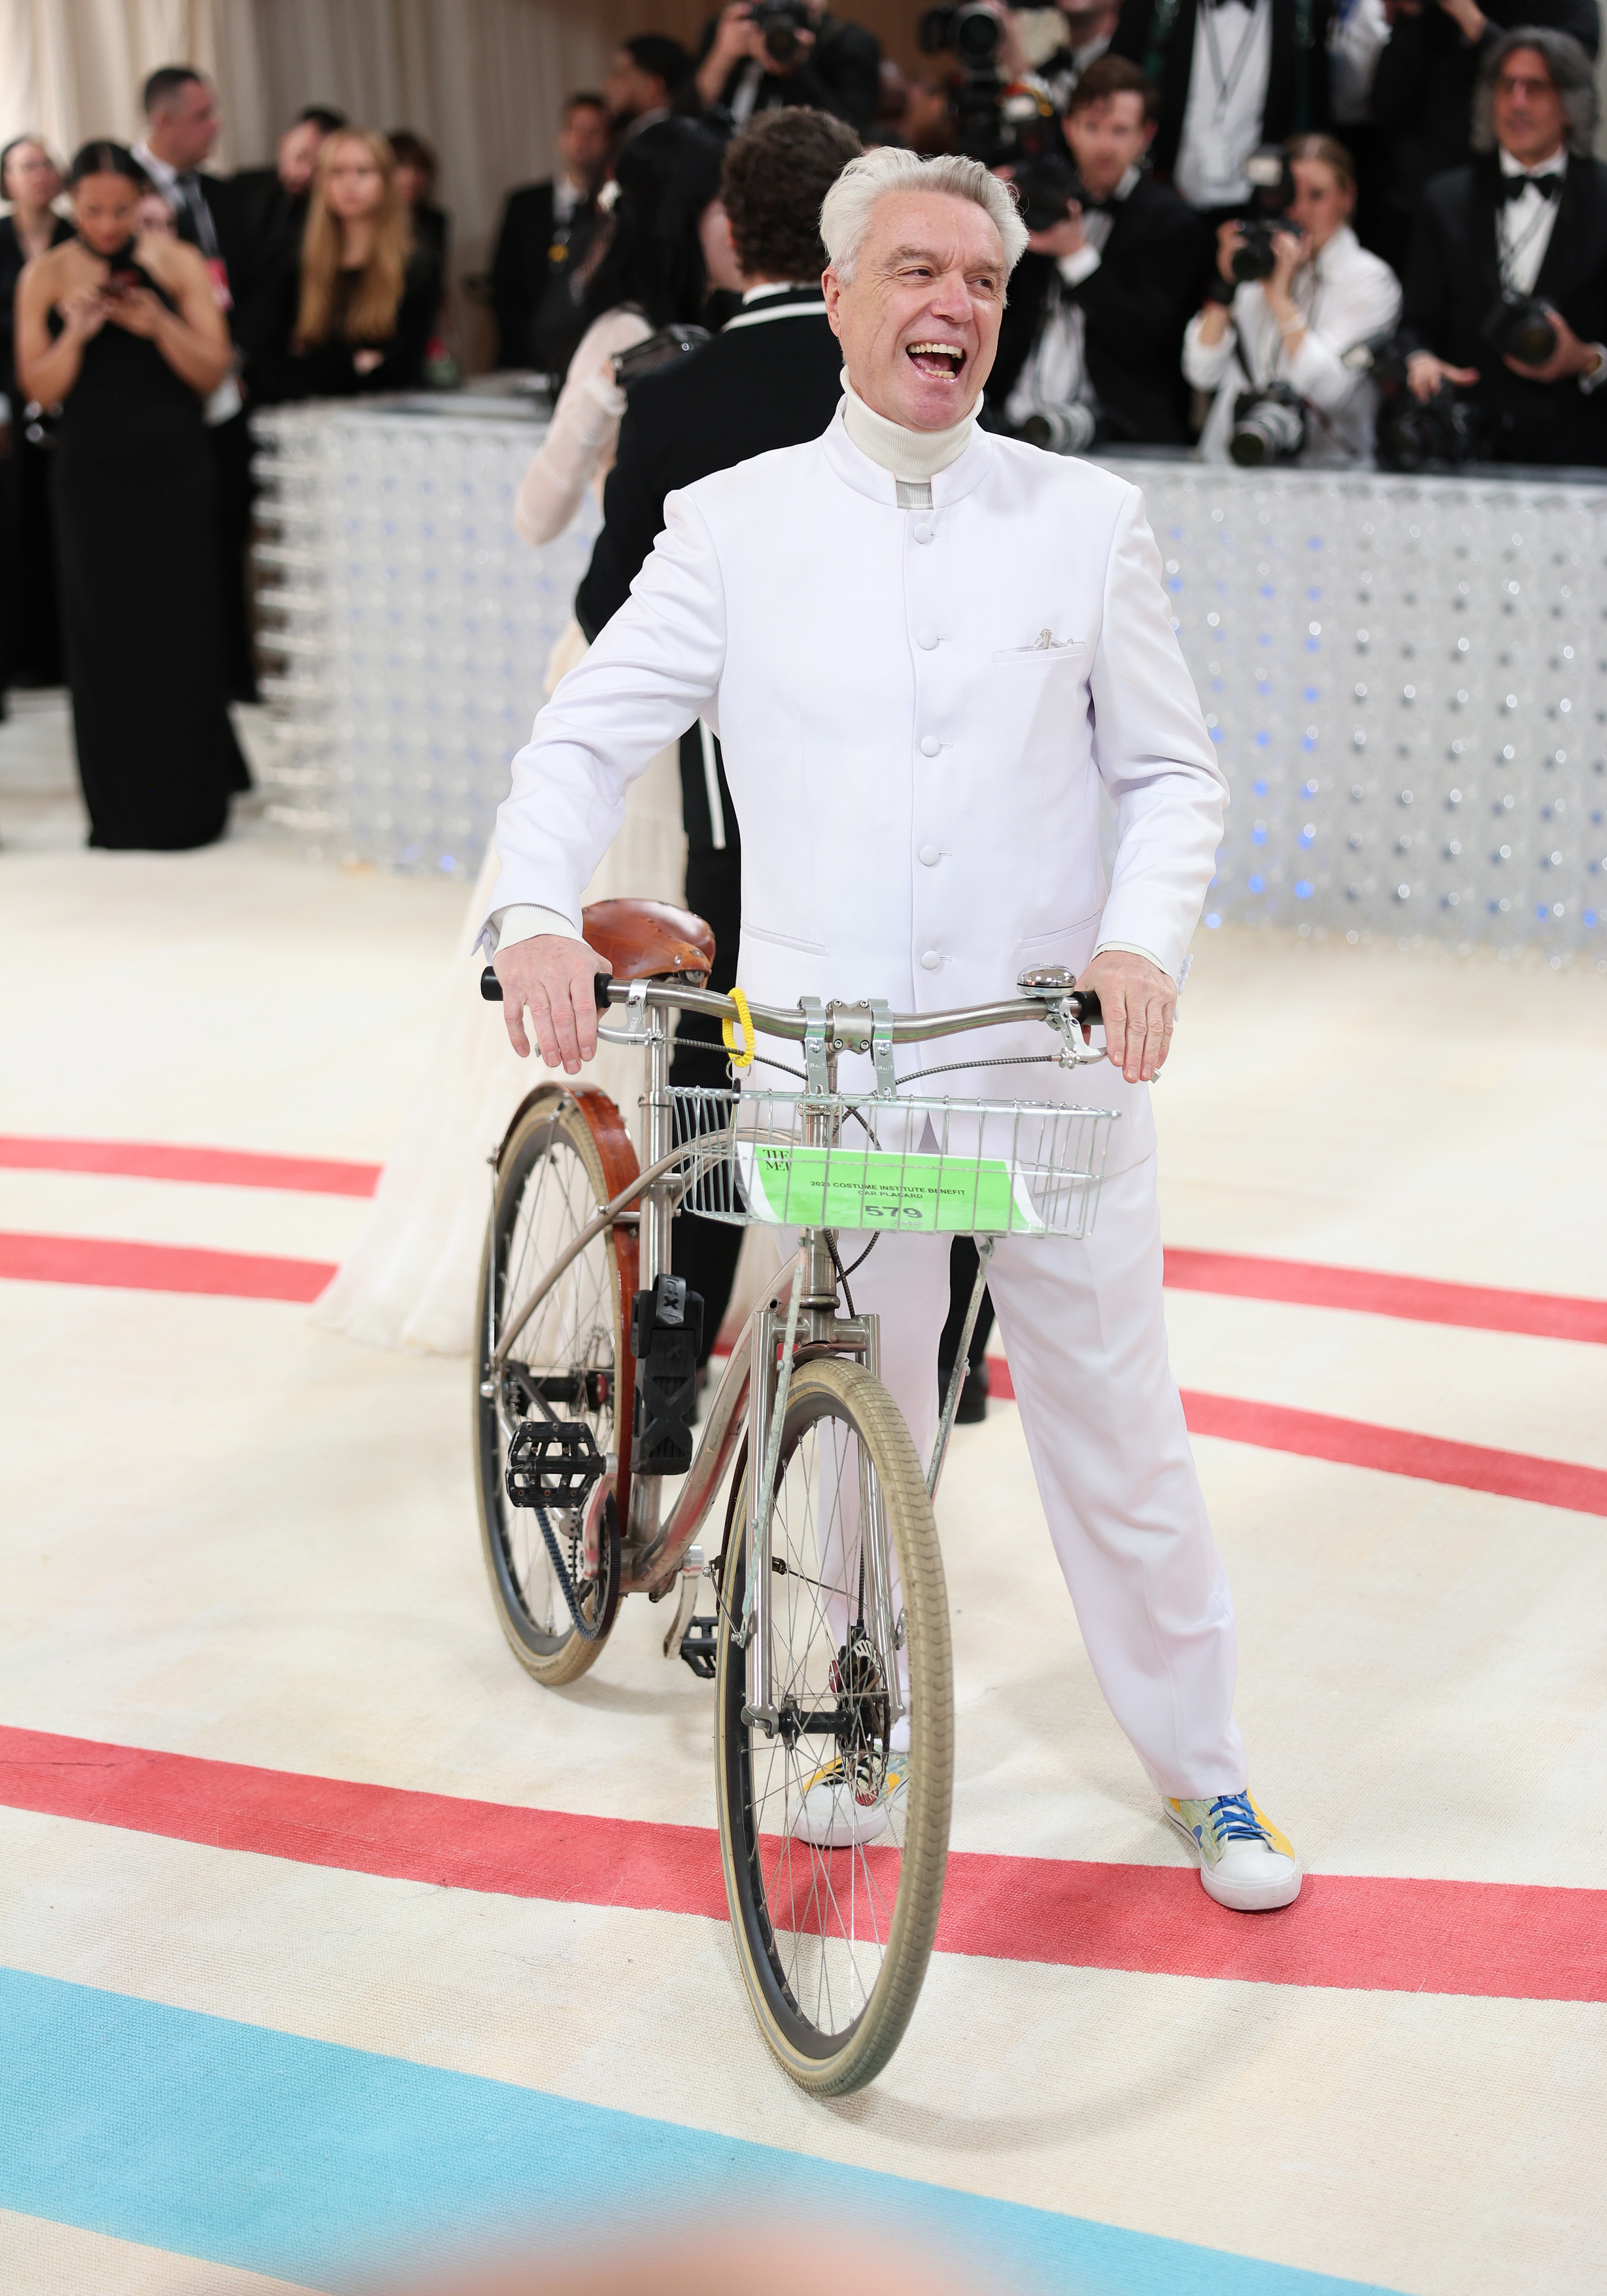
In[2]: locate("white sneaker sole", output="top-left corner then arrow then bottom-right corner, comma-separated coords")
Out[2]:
1163,1805 -> 1303,1912
791,1789 -> 890,1850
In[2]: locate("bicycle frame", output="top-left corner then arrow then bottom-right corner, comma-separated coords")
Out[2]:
491,968 -> 1108,1674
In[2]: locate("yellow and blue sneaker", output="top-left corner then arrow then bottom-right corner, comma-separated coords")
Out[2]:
792,1724 -> 910,1850
1163,1791 -> 1302,1911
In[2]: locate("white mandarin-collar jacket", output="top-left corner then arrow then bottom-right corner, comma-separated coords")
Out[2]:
487,407 -> 1227,1172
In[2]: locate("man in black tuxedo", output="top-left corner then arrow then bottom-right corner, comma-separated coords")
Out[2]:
490,93 -> 611,371
1371,0 -> 1597,275
133,66 -> 260,715
575,104 -> 860,1356
987,55 -> 1214,442
1401,28 -> 1607,465
1109,0 -> 1333,218
692,3 -> 882,133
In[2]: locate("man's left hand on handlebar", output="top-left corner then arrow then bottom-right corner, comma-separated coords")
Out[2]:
1075,949 -> 1175,1083
493,933 -> 604,1071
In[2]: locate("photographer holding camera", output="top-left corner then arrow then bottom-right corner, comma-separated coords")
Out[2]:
1399,28 -> 1607,466
694,2 -> 882,132
1183,134 -> 1401,460
989,56 -> 1213,445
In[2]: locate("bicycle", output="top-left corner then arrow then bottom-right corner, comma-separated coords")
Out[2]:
475,898 -> 1116,2093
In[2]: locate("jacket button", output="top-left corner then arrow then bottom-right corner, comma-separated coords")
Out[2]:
920,949 -> 942,971
913,523 -> 934,544
919,734 -> 941,757
919,843 -> 941,866
916,627 -> 938,650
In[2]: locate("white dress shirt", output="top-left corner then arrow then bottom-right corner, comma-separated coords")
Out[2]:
1173,0 -> 1273,210
1183,224 -> 1402,463
1497,145 -> 1565,295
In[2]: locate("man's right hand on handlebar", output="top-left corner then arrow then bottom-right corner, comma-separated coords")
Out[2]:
493,934 -> 604,1071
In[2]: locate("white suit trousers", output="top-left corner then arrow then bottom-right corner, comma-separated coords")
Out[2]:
824,1156 -> 1245,1800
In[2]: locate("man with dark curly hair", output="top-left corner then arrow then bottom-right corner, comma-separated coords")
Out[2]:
574,103 -> 860,1353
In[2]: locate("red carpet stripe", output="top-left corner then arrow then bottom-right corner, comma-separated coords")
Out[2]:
1,1725 -> 1600,2002
0,1136 -> 379,1197
1163,1246 -> 1607,1345
1178,1389 -> 1607,1517
0,1232 -> 335,1304
982,1359 -> 1607,1517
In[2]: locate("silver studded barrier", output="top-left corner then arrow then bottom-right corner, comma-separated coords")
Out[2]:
251,409 -> 1605,956
1106,457 -> 1605,959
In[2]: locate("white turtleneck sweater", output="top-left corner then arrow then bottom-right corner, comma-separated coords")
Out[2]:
838,372 -> 977,501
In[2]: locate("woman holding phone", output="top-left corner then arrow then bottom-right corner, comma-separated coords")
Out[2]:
14,140 -> 246,847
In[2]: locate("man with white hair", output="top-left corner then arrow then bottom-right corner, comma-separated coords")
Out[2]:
484,146 -> 1302,1912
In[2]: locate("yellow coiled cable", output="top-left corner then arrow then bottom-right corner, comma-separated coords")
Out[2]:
722,984 -> 755,1071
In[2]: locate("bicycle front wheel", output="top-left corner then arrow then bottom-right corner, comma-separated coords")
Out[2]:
715,1356 -> 953,2094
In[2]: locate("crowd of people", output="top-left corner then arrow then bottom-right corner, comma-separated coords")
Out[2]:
0,69 -> 448,847
3,4 -> 1606,860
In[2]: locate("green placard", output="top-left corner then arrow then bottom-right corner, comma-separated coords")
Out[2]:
735,1142 -> 1046,1233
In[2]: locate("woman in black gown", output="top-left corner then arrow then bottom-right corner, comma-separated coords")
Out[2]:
13,141 -> 244,849
0,137 -> 72,701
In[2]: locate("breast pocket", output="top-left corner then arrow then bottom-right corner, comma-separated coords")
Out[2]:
991,641 -> 1089,667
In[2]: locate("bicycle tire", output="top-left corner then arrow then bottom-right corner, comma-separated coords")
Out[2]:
715,1356 -> 953,2094
472,1085 -> 637,1687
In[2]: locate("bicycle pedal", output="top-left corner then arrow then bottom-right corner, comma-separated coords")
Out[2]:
505,1418 -> 605,1511
678,1615 -> 719,1679
630,1273 -> 703,1477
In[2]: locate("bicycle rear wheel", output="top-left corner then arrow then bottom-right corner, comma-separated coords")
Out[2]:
473,1086 -> 636,1687
715,1356 -> 953,2093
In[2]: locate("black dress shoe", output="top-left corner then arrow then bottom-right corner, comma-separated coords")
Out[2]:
937,1358 -> 990,1424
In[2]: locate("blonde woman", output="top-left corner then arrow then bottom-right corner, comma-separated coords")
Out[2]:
252,129 -> 439,401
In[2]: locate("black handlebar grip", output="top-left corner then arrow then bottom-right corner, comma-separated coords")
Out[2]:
480,964 -> 614,1014
1071,987 -> 1102,1025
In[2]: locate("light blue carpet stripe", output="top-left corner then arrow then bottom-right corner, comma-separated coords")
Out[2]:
1,1969 -> 1400,2295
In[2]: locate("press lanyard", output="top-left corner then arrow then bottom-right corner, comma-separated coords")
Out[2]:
1199,0 -> 1267,122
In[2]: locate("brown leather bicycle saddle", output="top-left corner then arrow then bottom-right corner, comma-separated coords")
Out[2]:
582,897 -> 715,982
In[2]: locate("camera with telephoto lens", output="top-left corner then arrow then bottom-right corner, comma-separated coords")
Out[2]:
1012,145 -> 1087,234
1227,147 -> 1298,283
1228,380 -> 1308,466
1368,335 -> 1497,470
918,1 -> 1061,174
1369,339 -> 1489,471
1480,292 -> 1558,368
750,0 -> 813,64
1019,401 -> 1100,454
917,2 -> 1004,65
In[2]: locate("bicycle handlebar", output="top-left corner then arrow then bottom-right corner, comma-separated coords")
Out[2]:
479,965 -> 1102,1039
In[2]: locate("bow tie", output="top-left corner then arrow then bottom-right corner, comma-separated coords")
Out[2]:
1498,168 -> 1562,204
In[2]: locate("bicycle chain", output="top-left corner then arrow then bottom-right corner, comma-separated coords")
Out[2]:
534,1500 -> 613,1641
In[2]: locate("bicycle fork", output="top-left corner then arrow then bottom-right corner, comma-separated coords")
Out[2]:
740,1214 -> 900,1739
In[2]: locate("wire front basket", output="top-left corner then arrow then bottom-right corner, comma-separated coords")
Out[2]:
670,1089 -> 1118,1239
